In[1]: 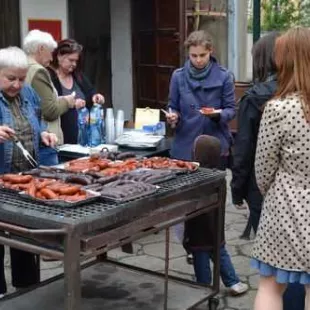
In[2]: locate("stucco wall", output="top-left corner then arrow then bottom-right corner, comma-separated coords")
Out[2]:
110,0 -> 133,121
20,0 -> 68,41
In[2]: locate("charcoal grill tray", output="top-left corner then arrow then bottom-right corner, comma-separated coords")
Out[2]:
0,168 -> 225,233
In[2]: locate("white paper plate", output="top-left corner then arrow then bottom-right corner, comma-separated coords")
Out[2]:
199,109 -> 222,116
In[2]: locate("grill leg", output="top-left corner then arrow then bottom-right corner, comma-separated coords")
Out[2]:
64,231 -> 81,310
208,297 -> 219,310
164,228 -> 170,310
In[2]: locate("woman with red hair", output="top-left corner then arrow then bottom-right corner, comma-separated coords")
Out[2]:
252,27 -> 310,309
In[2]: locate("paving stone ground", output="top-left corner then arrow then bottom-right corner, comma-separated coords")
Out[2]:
4,171 -> 257,309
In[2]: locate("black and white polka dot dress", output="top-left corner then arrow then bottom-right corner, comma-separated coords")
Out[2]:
253,94 -> 310,273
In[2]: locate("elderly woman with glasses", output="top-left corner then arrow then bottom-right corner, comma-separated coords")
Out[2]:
0,46 -> 57,297
48,39 -> 105,144
23,30 -> 85,165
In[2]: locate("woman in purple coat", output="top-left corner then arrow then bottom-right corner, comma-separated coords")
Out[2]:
166,30 -> 248,295
167,30 -> 235,164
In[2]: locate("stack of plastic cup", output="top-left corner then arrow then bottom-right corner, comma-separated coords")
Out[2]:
105,108 -> 115,144
115,109 -> 124,139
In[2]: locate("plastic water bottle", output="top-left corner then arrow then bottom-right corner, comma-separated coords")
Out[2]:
77,107 -> 89,146
89,104 -> 102,147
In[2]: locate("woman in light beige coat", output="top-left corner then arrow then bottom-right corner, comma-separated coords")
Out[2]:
23,29 -> 85,164
252,27 -> 310,310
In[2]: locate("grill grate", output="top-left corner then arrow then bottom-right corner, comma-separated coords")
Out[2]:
0,168 -> 223,222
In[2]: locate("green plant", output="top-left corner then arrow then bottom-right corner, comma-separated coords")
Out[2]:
299,0 -> 310,26
261,0 -> 299,31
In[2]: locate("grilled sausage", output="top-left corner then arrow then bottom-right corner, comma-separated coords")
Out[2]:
40,188 -> 58,199
27,182 -> 37,197
58,186 -> 80,195
35,191 -> 45,199
36,179 -> 55,190
64,175 -> 93,186
18,183 -> 30,190
116,152 -> 136,160
62,194 -> 86,202
3,174 -> 33,184
97,175 -> 119,185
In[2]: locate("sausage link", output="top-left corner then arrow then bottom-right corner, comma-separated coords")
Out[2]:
3,174 -> 33,184
58,186 -> 80,196
36,179 -> 55,190
40,188 -> 58,199
27,182 -> 37,197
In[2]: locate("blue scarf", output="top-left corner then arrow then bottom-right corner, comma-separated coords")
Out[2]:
188,60 -> 212,80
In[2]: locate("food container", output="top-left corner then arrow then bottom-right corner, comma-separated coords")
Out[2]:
18,189 -> 100,208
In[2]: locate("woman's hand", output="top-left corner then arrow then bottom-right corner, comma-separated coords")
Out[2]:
166,111 -> 179,128
63,93 -> 76,108
41,132 -> 58,147
92,93 -> 105,104
75,98 -> 86,109
0,126 -> 15,143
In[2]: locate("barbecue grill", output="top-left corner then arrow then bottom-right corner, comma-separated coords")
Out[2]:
0,168 -> 226,310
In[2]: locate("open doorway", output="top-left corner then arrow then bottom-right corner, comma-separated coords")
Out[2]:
68,0 -> 112,107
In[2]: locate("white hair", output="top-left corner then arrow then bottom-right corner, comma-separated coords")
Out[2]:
0,47 -> 29,70
23,29 -> 57,55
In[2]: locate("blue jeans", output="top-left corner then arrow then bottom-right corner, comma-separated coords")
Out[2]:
39,147 -> 59,166
192,245 -> 240,287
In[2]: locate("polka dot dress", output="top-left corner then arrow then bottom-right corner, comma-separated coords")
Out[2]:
253,94 -> 310,272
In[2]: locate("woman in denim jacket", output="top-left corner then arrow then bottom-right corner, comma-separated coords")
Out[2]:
0,47 -> 57,297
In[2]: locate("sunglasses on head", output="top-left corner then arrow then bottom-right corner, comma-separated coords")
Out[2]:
59,42 -> 83,53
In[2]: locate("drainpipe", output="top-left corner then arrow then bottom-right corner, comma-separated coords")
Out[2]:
228,0 -> 238,79
228,0 -> 248,81
253,0 -> 261,43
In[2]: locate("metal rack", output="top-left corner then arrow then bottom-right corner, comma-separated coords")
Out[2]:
0,168 -> 226,310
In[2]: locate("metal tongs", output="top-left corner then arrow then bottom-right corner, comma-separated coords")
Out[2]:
11,135 -> 38,168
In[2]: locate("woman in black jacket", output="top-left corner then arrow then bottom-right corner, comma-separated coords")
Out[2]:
231,32 -> 279,233
231,32 -> 305,310
48,39 -> 105,144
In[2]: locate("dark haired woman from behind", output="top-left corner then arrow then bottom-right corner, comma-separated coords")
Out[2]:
231,31 -> 305,310
231,31 -> 280,234
48,39 -> 105,144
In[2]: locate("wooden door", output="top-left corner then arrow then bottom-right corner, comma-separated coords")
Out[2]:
0,0 -> 20,48
132,0 -> 186,111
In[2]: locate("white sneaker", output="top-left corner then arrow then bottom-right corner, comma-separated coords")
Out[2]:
0,293 -> 5,299
229,282 -> 249,295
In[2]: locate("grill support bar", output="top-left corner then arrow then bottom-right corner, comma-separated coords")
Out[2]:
0,235 -> 64,259
0,221 -> 67,236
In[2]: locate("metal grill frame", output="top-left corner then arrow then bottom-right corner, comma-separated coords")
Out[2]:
0,168 -> 226,310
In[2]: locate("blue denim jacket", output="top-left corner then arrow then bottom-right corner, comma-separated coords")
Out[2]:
0,85 -> 45,173
168,59 -> 235,160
